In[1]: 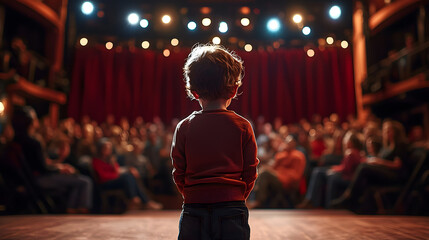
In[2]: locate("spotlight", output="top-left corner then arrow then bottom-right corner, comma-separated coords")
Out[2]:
219,22 -> 228,33
140,19 -> 149,28
163,49 -> 170,57
292,14 -> 302,24
329,5 -> 341,19
341,40 -> 349,48
202,18 -> 211,27
0,101 -> 4,115
187,21 -> 197,30
80,37 -> 88,46
171,38 -> 179,46
212,36 -> 221,44
141,41 -> 150,49
81,1 -> 94,15
162,15 -> 171,24
105,42 -> 113,50
302,26 -> 311,35
326,37 -> 334,44
267,18 -> 281,32
241,18 -> 250,27
127,13 -> 139,25
307,49 -> 315,57
244,44 -> 253,52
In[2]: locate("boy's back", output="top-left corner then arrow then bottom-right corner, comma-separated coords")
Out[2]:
172,109 -> 257,204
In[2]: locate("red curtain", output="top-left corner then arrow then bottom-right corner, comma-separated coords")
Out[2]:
68,46 -> 355,124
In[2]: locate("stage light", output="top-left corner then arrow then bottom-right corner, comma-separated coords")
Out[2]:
127,13 -> 139,25
219,22 -> 228,33
162,15 -> 171,24
267,18 -> 281,32
341,40 -> 349,48
163,49 -> 170,57
0,101 -> 4,115
292,14 -> 302,24
105,42 -> 113,50
171,38 -> 179,46
187,21 -> 197,30
202,18 -> 211,27
80,37 -> 88,46
81,1 -> 94,15
244,44 -> 252,52
140,19 -> 149,28
212,36 -> 221,44
329,5 -> 341,19
141,41 -> 150,49
307,49 -> 315,57
241,18 -> 250,27
326,37 -> 334,45
302,26 -> 311,35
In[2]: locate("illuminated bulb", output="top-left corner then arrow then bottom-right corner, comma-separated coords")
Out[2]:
171,38 -> 179,46
163,49 -> 170,57
244,44 -> 252,52
140,19 -> 149,28
326,37 -> 334,45
212,36 -> 221,44
202,18 -> 211,26
162,15 -> 171,24
341,40 -> 349,48
0,101 -> 4,114
105,42 -> 113,50
81,1 -> 94,15
292,14 -> 302,24
241,18 -> 250,27
267,18 -> 281,32
219,22 -> 228,33
187,21 -> 197,30
127,13 -> 139,25
141,41 -> 150,49
307,49 -> 315,57
329,6 -> 341,19
302,26 -> 311,35
80,38 -> 88,46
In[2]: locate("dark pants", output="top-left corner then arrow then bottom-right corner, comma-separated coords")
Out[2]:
178,201 -> 250,240
101,172 -> 148,203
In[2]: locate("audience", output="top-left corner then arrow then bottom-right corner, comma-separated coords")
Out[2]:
1,107 -> 428,214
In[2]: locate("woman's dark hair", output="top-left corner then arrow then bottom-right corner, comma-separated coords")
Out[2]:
11,105 -> 34,137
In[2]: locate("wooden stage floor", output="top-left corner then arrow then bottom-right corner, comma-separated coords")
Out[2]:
0,210 -> 428,240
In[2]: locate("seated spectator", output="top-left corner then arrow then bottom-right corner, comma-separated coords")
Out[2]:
11,106 -> 93,213
331,120 -> 409,211
92,138 -> 162,210
298,131 -> 363,208
247,135 -> 306,208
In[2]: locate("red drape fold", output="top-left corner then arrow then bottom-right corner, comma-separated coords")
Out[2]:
68,46 -> 355,124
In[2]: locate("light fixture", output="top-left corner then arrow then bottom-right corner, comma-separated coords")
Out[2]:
292,14 -> 303,24
212,36 -> 221,44
329,6 -> 341,19
202,18 -> 211,27
187,21 -> 197,30
302,26 -> 311,35
105,42 -> 113,50
244,44 -> 252,52
140,19 -> 149,28
163,49 -> 171,57
241,18 -> 250,27
141,41 -> 150,49
267,18 -> 281,32
162,15 -> 171,24
219,22 -> 228,33
171,38 -> 179,46
127,13 -> 139,25
341,40 -> 349,48
307,49 -> 315,57
81,1 -> 94,15
326,37 -> 334,45
80,37 -> 88,46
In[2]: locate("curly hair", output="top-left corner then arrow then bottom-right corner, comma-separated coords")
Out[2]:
183,43 -> 244,100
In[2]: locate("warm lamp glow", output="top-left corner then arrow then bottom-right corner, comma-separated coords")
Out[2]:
162,15 -> 171,24
202,18 -> 211,26
241,18 -> 250,27
307,49 -> 315,57
341,40 -> 349,48
127,13 -> 139,25
326,37 -> 334,45
292,14 -> 303,23
105,42 -> 113,50
80,38 -> 88,46
163,49 -> 171,57
244,44 -> 252,52
140,19 -> 149,28
212,36 -> 221,44
141,41 -> 150,49
171,38 -> 179,46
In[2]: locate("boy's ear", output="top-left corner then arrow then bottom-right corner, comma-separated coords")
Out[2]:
191,91 -> 200,99
230,85 -> 239,98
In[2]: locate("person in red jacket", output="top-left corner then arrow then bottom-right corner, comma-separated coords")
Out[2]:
92,138 -> 162,210
171,44 -> 258,240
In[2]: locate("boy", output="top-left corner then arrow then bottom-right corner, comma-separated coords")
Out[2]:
171,44 -> 259,240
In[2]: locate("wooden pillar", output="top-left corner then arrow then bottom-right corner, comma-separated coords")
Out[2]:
353,1 -> 370,123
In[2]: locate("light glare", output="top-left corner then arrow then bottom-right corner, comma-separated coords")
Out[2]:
81,2 -> 94,15
244,44 -> 252,52
241,18 -> 250,27
302,26 -> 311,35
341,40 -> 349,48
188,21 -> 197,30
127,13 -> 139,25
326,37 -> 334,44
267,18 -> 281,32
307,49 -> 315,57
219,22 -> 228,33
140,19 -> 149,28
171,38 -> 179,46
80,38 -> 88,46
163,49 -> 170,57
329,6 -> 341,19
162,15 -> 171,24
212,36 -> 221,44
141,41 -> 150,49
292,14 -> 303,23
105,42 -> 113,50
0,101 -> 4,114
202,18 -> 211,26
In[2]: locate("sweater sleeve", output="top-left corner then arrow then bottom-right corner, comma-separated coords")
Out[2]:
171,121 -> 187,195
242,124 -> 259,199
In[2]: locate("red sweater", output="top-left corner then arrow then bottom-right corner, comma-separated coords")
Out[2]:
273,149 -> 306,190
171,109 -> 259,204
92,157 -> 120,184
